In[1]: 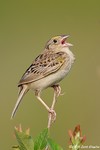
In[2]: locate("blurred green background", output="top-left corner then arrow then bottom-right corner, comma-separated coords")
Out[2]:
0,0 -> 100,149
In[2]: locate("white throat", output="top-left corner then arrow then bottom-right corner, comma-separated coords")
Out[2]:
61,47 -> 75,63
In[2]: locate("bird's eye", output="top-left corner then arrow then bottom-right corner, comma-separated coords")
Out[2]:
53,39 -> 57,43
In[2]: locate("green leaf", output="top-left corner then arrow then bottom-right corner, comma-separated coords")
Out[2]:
34,128 -> 48,150
47,138 -> 63,150
14,129 -> 34,150
12,145 -> 20,150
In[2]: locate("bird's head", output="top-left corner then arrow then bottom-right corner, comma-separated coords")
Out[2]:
45,35 -> 73,50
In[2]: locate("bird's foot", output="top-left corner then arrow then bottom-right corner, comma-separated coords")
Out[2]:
48,109 -> 56,123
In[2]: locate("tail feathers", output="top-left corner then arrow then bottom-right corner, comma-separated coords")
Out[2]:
11,85 -> 28,119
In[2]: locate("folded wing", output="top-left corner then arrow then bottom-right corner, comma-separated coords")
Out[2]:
18,51 -> 68,86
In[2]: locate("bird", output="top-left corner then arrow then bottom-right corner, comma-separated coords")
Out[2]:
11,35 -> 75,119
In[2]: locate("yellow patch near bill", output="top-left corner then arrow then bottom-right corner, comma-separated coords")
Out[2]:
52,36 -> 60,40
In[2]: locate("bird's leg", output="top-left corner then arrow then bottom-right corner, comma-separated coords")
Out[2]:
35,90 -> 55,114
45,85 -> 61,150
52,84 -> 62,98
47,84 -> 61,128
51,84 -> 61,110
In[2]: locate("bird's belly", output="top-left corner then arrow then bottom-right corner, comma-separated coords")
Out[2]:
29,65 -> 71,91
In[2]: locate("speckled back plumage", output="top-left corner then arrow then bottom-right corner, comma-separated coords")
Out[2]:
18,51 -> 68,86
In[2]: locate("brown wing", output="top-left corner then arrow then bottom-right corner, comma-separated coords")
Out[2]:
18,51 -> 67,86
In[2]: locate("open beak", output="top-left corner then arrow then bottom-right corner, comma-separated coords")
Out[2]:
61,35 -> 73,47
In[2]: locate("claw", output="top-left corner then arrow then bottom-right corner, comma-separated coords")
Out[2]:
60,92 -> 65,96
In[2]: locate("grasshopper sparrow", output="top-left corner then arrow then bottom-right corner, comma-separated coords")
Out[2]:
11,35 -> 75,119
